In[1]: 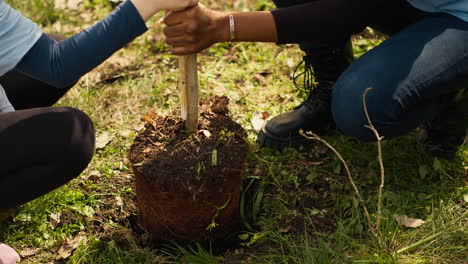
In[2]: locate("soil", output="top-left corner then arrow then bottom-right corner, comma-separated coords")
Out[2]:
128,95 -> 248,242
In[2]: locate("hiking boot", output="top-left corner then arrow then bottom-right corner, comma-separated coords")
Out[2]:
258,41 -> 354,149
418,92 -> 468,160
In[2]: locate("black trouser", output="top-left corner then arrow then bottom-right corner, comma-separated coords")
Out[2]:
0,48 -> 95,211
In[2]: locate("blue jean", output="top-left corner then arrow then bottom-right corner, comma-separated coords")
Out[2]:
332,14 -> 468,141
273,0 -> 468,141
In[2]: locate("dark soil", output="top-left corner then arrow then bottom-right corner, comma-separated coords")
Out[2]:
128,96 -> 248,242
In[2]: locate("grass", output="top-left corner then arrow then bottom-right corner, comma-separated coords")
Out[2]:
1,0 -> 467,263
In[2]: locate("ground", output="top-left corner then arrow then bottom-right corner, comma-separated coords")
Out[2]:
1,0 -> 467,263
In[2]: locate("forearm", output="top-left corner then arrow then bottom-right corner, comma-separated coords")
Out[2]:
15,0 -> 148,88
214,11 -> 278,43
130,0 -> 160,22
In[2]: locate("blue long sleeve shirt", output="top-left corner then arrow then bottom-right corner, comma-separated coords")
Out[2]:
0,0 -> 147,112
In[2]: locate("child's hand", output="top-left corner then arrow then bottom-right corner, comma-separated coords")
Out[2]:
156,0 -> 198,12
131,0 -> 198,22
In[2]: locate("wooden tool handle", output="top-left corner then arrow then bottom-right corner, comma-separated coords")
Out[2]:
179,54 -> 199,130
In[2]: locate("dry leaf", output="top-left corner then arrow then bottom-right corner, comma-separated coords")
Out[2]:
86,171 -> 101,182
251,112 -> 267,132
133,123 -> 145,131
393,214 -> 425,228
252,167 -> 265,176
119,129 -> 132,137
19,248 -> 38,258
201,129 -> 212,138
279,226 -> 292,233
142,147 -> 152,153
49,213 -> 61,230
56,233 -> 86,260
143,114 -> 157,130
95,132 -> 114,150
115,196 -> 123,207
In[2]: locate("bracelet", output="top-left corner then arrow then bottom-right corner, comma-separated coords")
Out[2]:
229,14 -> 235,42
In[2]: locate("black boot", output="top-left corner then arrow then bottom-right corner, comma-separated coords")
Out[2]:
419,91 -> 468,160
258,41 -> 354,149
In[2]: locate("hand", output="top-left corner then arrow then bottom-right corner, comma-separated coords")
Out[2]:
131,0 -> 198,22
163,3 -> 229,55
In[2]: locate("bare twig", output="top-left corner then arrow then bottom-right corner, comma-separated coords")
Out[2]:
362,88 -> 385,233
300,130 -> 373,231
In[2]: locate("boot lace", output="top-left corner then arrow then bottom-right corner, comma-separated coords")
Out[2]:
292,56 -> 333,109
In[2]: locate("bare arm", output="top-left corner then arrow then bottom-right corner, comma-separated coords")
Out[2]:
163,4 -> 277,55
130,0 -> 198,22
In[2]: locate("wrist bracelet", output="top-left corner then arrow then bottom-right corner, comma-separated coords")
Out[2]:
229,14 -> 235,42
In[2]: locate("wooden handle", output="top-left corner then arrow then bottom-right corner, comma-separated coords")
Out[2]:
179,54 -> 199,130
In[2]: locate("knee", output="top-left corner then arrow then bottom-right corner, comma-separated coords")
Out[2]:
57,107 -> 95,172
332,78 -> 377,142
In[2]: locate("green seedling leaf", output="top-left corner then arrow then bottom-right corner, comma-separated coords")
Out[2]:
82,206 -> 95,218
433,158 -> 442,171
419,165 -> 430,179
212,149 -> 218,167
238,234 -> 249,240
334,163 -> 341,174
308,208 -> 321,216
306,171 -> 318,183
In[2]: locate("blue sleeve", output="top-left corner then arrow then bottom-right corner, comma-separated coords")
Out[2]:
15,0 -> 148,88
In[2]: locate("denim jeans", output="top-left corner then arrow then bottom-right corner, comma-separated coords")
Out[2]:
273,0 -> 468,141
333,14 -> 468,141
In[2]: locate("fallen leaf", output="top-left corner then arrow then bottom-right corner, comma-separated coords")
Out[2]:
86,171 -> 101,182
251,112 -> 267,132
279,225 -> 291,233
200,129 -> 212,138
19,248 -> 38,258
95,132 -> 114,150
49,213 -> 61,230
252,167 -> 265,176
115,196 -> 123,207
142,147 -> 152,153
262,111 -> 270,119
56,232 -> 86,260
119,129 -> 132,137
133,123 -> 145,131
393,214 -> 425,228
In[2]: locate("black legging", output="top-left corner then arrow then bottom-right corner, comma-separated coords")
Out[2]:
0,66 -> 95,212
